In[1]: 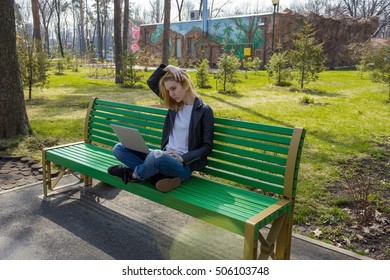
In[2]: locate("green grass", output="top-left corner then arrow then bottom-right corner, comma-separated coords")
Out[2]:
2,66 -> 389,236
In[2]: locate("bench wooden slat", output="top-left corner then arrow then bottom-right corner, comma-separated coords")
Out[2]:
90,111 -> 164,131
209,150 -> 286,175
92,104 -> 166,124
89,117 -> 163,136
88,125 -> 161,147
214,133 -> 289,154
95,98 -> 167,116
214,117 -> 294,136
202,166 -> 285,195
207,158 -> 284,186
211,143 -> 287,166
214,125 -> 292,145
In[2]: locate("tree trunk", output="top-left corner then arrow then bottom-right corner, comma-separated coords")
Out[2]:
31,0 -> 42,52
114,0 -> 123,83
96,0 -> 103,62
54,0 -> 64,57
79,0 -> 86,54
0,0 -> 30,139
123,0 -> 129,55
162,0 -> 171,65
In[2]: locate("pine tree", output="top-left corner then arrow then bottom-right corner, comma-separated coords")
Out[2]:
196,59 -> 211,89
370,43 -> 390,101
216,51 -> 240,94
289,22 -> 326,89
267,52 -> 291,85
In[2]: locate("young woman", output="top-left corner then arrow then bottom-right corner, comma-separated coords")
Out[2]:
107,64 -> 214,192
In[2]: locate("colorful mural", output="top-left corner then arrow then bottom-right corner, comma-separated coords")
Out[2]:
128,21 -> 141,53
143,14 -> 267,65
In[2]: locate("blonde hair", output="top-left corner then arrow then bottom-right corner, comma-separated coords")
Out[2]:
158,71 -> 197,111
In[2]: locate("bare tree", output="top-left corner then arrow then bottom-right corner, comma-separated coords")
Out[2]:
162,0 -> 171,64
175,0 -> 184,21
0,0 -> 30,138
209,0 -> 232,18
149,0 -> 162,23
39,0 -> 56,56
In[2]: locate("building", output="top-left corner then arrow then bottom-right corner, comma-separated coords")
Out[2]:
139,9 -> 379,68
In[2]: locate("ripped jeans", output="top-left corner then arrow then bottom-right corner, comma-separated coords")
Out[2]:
112,143 -> 192,181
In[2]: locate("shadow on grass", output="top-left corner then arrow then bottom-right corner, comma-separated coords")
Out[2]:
289,87 -> 342,97
201,92 -> 294,128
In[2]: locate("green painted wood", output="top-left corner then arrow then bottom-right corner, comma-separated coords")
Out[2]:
95,98 -> 167,116
211,143 -> 287,165
92,105 -> 165,124
209,150 -> 286,175
214,117 -> 294,136
214,125 -> 292,145
214,133 -> 289,154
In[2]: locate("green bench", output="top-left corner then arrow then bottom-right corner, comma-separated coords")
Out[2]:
42,97 -> 305,260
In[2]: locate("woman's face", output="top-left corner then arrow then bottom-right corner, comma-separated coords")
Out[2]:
164,80 -> 188,104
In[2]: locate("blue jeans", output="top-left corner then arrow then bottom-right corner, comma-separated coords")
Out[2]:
112,143 -> 192,181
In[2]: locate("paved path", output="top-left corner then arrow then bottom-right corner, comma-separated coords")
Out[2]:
0,174 -> 370,260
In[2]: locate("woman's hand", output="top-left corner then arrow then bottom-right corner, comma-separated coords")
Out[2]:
165,65 -> 185,82
166,149 -> 184,162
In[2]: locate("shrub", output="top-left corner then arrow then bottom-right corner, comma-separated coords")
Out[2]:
299,95 -> 314,104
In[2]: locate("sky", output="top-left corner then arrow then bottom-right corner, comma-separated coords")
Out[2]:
15,0 -> 296,12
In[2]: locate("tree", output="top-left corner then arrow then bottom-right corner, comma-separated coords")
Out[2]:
370,43 -> 390,101
114,0 -> 123,83
196,58 -> 211,88
17,22 -> 49,101
162,0 -> 171,65
289,22 -> 326,89
175,0 -> 184,21
123,0 -> 130,57
122,52 -> 144,88
341,0 -> 390,37
267,52 -> 291,85
54,0 -> 64,57
31,0 -> 42,52
0,0 -> 30,138
39,0 -> 56,56
216,50 -> 240,94
96,0 -> 104,62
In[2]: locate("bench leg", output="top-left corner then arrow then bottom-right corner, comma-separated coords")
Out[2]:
258,213 -> 287,260
244,222 -> 259,260
42,150 -> 51,197
245,213 -> 290,260
81,174 -> 93,187
275,213 -> 293,259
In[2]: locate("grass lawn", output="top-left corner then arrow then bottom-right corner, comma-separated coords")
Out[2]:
2,65 -> 390,258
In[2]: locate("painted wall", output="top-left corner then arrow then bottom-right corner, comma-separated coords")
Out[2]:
140,13 -> 270,67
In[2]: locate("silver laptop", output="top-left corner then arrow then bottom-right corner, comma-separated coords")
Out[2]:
111,124 -> 150,154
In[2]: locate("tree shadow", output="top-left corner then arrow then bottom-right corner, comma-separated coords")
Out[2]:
201,92 -> 294,128
290,87 -> 342,97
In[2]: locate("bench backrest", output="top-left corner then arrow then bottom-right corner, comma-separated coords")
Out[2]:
85,98 -> 305,200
